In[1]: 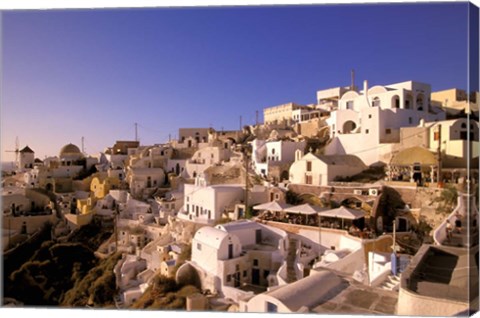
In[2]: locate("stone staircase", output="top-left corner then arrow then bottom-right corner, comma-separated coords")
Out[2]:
286,237 -> 298,283
379,274 -> 400,291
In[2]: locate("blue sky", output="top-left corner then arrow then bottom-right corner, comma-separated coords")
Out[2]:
0,2 -> 473,161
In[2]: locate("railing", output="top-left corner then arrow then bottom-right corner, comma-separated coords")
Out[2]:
276,261 -> 288,285
433,193 -> 469,246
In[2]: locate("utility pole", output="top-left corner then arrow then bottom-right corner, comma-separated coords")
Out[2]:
114,204 -> 119,253
437,124 -> 442,187
239,116 -> 243,131
244,145 -> 249,219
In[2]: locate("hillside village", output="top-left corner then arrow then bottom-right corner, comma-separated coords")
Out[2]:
2,81 -> 479,315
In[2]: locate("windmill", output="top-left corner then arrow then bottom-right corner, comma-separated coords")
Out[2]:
5,137 -> 19,170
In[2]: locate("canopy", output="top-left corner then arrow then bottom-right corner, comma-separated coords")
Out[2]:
253,201 -> 292,211
284,203 -> 326,215
318,206 -> 365,220
390,146 -> 436,166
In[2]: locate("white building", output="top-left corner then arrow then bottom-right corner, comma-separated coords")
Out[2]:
177,176 -> 244,224
126,167 -> 166,198
179,220 -> 288,297
251,138 -> 306,181
263,102 -> 311,126
289,151 -> 367,186
128,144 -> 173,170
325,80 -> 446,165
185,146 -> 232,179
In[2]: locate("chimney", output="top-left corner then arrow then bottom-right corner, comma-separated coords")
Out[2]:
363,80 -> 368,96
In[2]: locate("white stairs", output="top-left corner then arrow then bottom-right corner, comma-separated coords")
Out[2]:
379,274 -> 400,291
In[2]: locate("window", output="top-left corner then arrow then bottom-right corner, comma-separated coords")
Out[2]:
236,264 -> 240,271
386,129 -> 391,134
434,132 -> 440,141
197,243 -> 202,250
365,129 -> 369,134
226,275 -> 231,282
272,148 -> 276,155
346,101 -> 354,110
372,97 -> 380,107
253,259 -> 259,266
306,161 -> 312,172
243,270 -> 247,277
263,270 -> 270,278
368,114 -> 372,119
408,117 -> 413,124
186,204 -> 189,213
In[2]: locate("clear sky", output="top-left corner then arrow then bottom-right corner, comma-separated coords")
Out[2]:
0,1 -> 473,161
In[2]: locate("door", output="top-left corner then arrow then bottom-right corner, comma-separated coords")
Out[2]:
252,268 -> 260,285
234,272 -> 241,287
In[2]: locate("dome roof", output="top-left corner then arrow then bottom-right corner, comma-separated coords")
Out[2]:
60,143 -> 82,156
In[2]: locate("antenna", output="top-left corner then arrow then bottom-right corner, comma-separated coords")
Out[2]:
81,136 -> 86,154
351,69 -> 355,91
135,123 -> 138,142
239,116 -> 243,130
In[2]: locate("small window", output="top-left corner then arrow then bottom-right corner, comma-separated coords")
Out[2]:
197,243 -> 202,250
226,275 -> 231,282
386,129 -> 391,134
306,161 -> 312,172
372,98 -> 380,107
243,270 -> 247,277
236,264 -> 240,271
408,117 -> 413,124
368,114 -> 372,119
253,259 -> 259,266
365,129 -> 369,134
346,101 -> 354,110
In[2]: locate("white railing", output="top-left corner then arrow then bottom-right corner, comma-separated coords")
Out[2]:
433,194 -> 468,245
276,262 -> 288,285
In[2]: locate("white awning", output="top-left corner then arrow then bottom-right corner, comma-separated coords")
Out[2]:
284,203 -> 326,215
318,206 -> 365,220
253,201 -> 292,211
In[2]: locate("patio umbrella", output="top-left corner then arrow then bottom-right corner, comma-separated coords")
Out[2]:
253,201 -> 292,211
284,203 -> 326,215
318,206 -> 365,229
